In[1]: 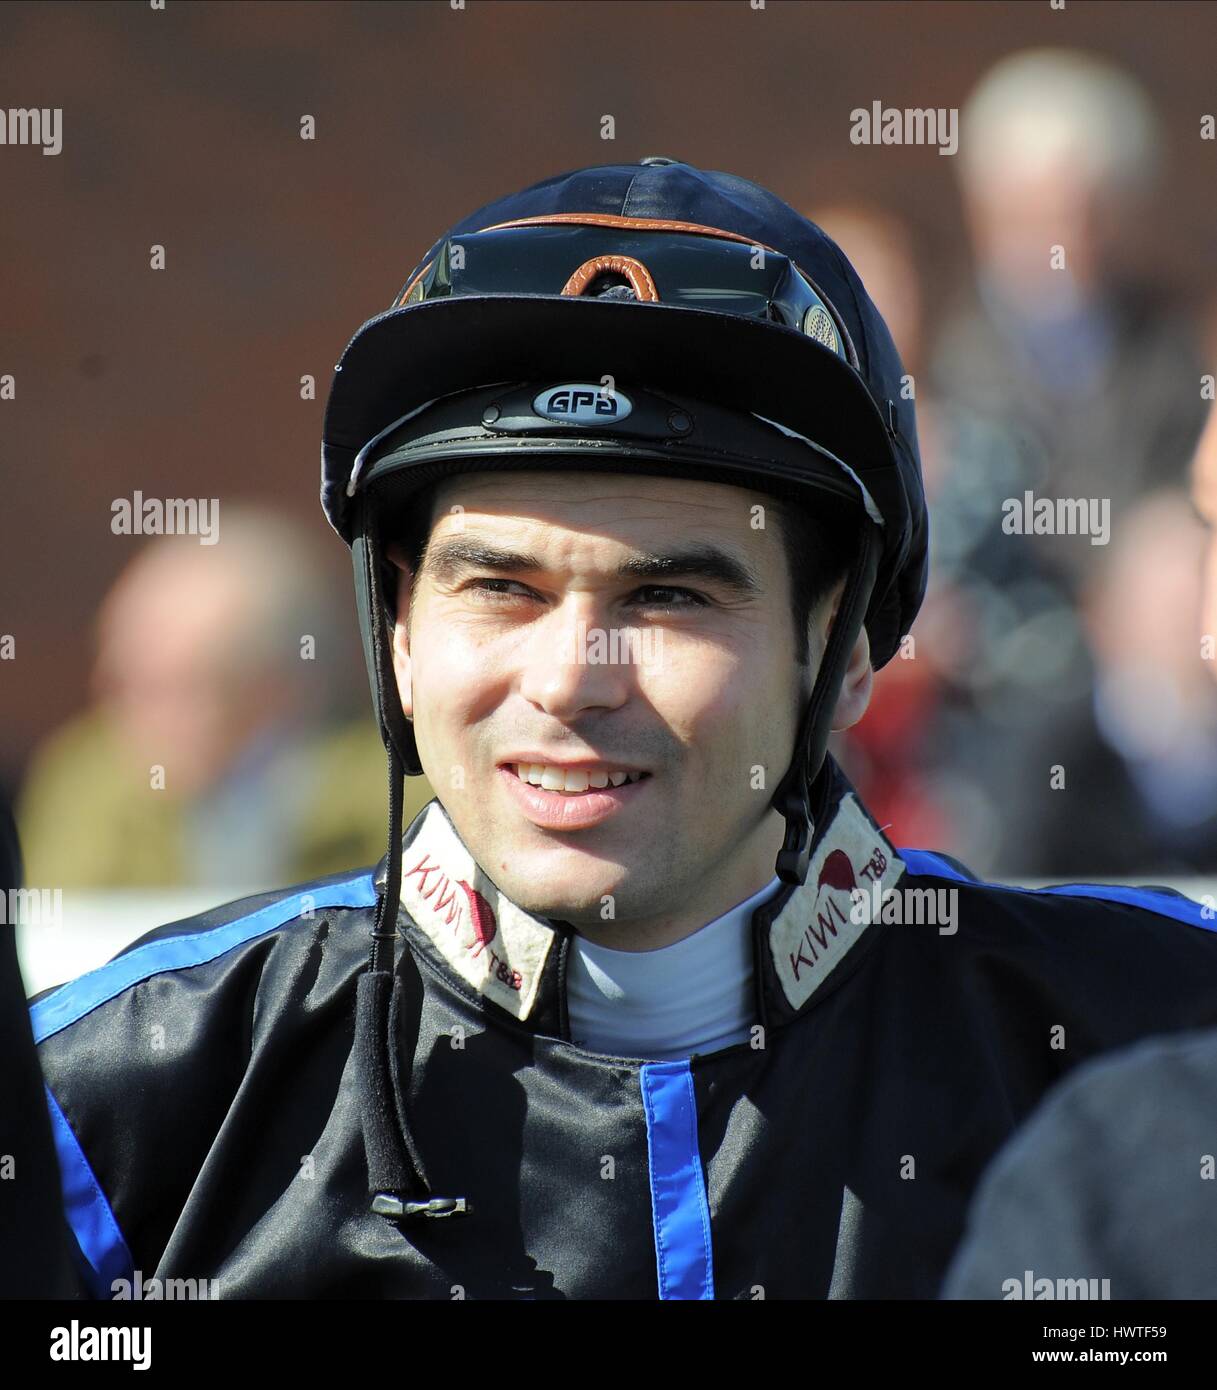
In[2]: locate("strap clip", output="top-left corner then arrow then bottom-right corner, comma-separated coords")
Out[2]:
371,1194 -> 471,1220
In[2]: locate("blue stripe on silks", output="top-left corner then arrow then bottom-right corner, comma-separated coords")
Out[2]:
898,849 -> 1217,932
29,871 -> 379,1296
44,1083 -> 133,1298
30,873 -> 379,1043
640,1060 -> 714,1300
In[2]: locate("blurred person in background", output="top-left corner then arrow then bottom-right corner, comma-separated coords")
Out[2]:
923,47 -> 1208,876
1191,297 -> 1217,659
1200,422 -> 1217,648
18,506 -> 431,890
1009,487 -> 1217,877
939,45 -> 1205,529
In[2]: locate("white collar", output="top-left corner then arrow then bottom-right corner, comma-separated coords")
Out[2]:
565,875 -> 782,1060
397,792 -> 905,1025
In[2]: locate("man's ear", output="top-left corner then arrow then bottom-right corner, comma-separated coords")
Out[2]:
820,576 -> 874,733
385,542 -> 415,721
831,622 -> 873,732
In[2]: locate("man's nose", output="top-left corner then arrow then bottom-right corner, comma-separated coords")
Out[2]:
517,596 -> 636,719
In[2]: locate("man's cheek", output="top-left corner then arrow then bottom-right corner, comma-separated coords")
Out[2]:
650,650 -> 737,713
428,628 -> 514,704
682,676 -> 757,752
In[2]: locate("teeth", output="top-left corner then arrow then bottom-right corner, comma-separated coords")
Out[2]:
511,763 -> 645,793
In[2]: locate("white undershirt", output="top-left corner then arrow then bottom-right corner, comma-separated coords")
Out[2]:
566,876 -> 783,1061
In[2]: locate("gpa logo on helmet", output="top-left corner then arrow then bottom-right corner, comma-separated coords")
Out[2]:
533,384 -> 633,424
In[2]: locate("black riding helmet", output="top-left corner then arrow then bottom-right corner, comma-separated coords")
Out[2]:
321,158 -> 928,1220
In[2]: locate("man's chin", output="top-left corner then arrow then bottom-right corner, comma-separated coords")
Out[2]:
489,847 -> 628,922
509,881 -> 623,922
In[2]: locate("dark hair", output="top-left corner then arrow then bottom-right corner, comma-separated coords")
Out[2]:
768,494 -> 860,665
386,479 -> 859,666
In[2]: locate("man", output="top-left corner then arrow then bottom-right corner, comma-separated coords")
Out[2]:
29,159 -> 1217,1299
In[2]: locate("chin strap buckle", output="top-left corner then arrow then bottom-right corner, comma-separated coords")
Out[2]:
774,785 -> 813,886
371,1193 -> 471,1220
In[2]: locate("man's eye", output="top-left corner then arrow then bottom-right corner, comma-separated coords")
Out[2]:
462,580 -> 704,608
631,586 -> 705,608
466,579 -> 534,600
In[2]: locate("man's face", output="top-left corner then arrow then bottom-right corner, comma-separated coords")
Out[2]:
390,470 -> 835,941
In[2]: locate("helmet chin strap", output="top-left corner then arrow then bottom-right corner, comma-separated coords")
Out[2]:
352,504 -> 472,1220
772,524 -> 880,886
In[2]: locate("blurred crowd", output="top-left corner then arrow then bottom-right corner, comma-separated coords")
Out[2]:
10,47 -> 1217,889
823,47 -> 1217,879
15,508 -> 433,892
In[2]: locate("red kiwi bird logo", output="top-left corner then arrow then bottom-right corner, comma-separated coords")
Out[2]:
456,880 -> 497,957
817,849 -> 857,896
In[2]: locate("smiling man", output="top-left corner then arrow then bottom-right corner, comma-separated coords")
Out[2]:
28,159 -> 1217,1300
383,468 -> 866,1062
387,470 -> 866,952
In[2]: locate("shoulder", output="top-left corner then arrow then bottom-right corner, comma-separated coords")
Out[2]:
31,864 -> 381,1051
891,848 -> 1217,1043
29,866 -> 382,1299
898,846 -> 1217,939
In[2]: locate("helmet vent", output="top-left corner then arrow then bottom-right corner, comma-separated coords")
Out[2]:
589,278 -> 638,300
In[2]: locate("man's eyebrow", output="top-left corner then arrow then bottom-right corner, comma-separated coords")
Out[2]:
420,537 -> 763,596
417,539 -> 547,586
615,546 -> 762,596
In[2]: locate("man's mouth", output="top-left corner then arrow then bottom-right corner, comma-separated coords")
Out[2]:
497,760 -> 653,831
504,762 -> 651,795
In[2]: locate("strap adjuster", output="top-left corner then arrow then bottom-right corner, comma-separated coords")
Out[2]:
371,1193 -> 471,1220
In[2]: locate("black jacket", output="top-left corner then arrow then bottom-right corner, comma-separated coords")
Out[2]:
943,1023 -> 1217,1299
29,759 -> 1217,1299
0,799 -> 76,1298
